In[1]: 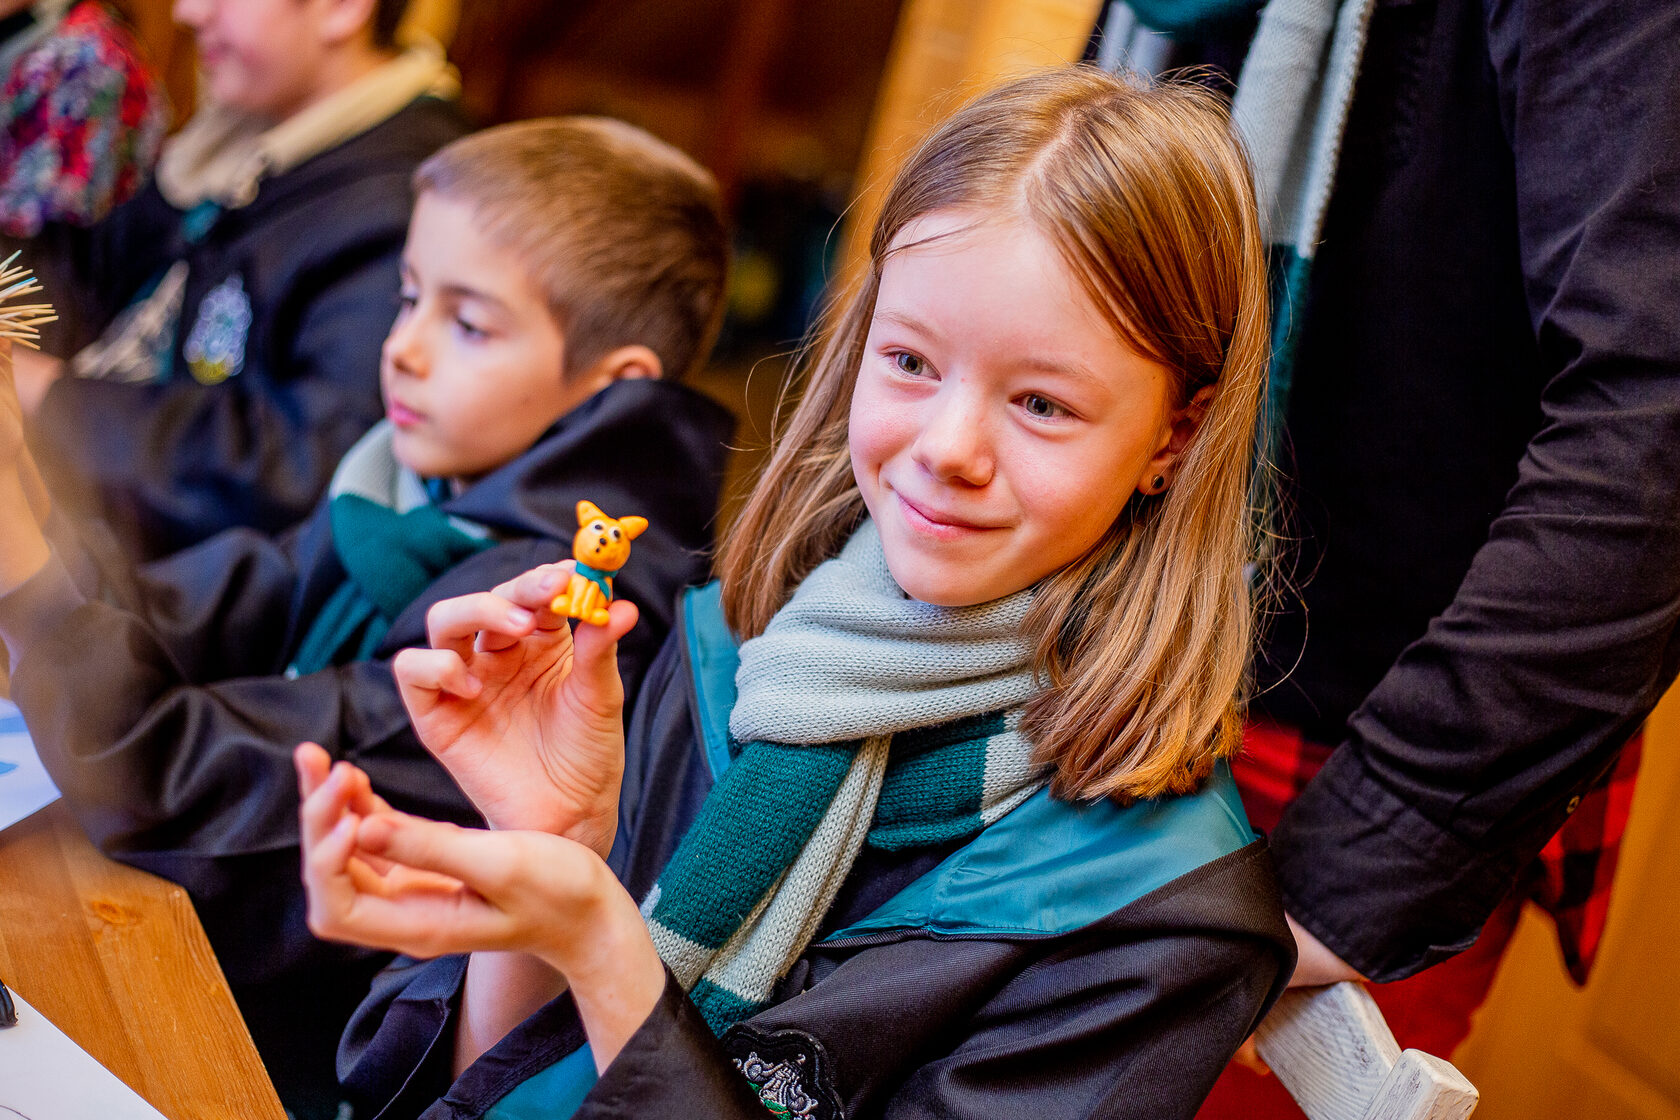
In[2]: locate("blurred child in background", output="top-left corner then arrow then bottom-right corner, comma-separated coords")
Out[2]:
14,0 -> 467,561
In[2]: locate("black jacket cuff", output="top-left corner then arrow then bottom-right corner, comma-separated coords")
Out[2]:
1269,745 -> 1522,982
578,967 -> 764,1119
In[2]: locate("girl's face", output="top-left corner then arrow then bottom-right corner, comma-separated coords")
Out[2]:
850,210 -> 1192,607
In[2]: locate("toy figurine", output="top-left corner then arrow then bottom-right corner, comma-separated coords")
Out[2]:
550,500 -> 647,625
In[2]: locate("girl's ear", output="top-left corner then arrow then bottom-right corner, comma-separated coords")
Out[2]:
1138,384 -> 1217,496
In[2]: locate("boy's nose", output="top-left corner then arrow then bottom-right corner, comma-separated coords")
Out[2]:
383,320 -> 427,379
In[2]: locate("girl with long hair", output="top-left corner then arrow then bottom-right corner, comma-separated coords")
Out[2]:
297,66 -> 1293,1119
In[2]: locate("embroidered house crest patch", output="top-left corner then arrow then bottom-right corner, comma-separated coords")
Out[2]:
721,1025 -> 843,1120
184,273 -> 252,384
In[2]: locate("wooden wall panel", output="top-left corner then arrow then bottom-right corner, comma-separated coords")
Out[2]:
1456,687 -> 1680,1118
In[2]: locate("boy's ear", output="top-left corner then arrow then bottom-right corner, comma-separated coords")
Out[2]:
620,516 -> 649,540
577,500 -> 606,526
587,345 -> 663,386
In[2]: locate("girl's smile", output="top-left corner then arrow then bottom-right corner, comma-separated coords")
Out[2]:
850,209 -> 1190,607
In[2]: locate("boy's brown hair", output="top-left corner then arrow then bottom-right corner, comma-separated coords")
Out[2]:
414,118 -> 729,381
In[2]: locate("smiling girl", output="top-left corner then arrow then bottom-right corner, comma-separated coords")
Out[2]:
300,67 -> 1292,1119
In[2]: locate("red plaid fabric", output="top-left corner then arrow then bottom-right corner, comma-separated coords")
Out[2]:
1235,718 -> 1643,985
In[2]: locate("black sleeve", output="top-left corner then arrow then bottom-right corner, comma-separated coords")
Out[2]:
29,213 -> 396,556
30,184 -> 180,350
0,551 -> 471,894
1271,0 -> 1680,982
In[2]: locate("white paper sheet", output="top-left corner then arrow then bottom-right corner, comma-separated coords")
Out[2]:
0,990 -> 168,1120
0,700 -> 59,833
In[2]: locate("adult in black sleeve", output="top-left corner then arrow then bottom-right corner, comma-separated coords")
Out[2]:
1251,0 -> 1680,993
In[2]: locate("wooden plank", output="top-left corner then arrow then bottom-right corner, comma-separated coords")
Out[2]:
838,0 -> 1104,283
0,802 -> 285,1120
1361,1050 -> 1478,1120
1256,982 -> 1402,1120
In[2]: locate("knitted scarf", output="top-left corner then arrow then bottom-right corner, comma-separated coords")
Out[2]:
642,520 -> 1047,1033
287,421 -> 492,677
1228,0 -> 1376,437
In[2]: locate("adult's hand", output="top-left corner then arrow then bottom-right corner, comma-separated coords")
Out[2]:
1286,912 -> 1366,988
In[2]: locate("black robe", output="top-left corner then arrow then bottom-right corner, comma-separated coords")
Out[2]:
0,378 -> 733,1111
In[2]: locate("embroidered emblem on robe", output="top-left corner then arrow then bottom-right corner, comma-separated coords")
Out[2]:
722,1025 -> 843,1120
184,272 -> 252,384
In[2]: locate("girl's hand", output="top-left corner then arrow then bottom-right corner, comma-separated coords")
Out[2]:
392,564 -> 637,858
296,771 -> 666,1070
0,340 -> 23,467
296,744 -> 464,920
0,340 -> 53,591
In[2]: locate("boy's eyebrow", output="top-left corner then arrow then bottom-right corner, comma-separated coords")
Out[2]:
437,282 -> 512,314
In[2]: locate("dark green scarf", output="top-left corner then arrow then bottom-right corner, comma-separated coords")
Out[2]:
287,422 -> 493,677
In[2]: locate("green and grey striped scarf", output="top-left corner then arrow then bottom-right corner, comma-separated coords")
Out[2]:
642,520 -> 1047,1033
1229,0 -> 1377,432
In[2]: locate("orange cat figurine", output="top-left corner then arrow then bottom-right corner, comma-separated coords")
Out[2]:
550,500 -> 647,625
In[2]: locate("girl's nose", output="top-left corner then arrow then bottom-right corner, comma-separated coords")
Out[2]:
912,389 -> 993,486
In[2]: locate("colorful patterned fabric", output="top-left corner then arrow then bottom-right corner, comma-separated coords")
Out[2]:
0,2 -> 167,237
1234,717 -> 1641,985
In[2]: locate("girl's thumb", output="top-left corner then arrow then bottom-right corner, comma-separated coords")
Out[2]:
568,598 -> 638,706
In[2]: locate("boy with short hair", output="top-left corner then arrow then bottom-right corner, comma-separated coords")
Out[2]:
0,116 -> 733,1115
14,0 -> 468,560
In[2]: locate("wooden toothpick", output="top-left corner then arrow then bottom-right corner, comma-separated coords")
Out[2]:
0,251 -> 57,350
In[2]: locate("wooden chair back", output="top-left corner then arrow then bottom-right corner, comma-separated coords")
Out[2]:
1255,982 -> 1480,1120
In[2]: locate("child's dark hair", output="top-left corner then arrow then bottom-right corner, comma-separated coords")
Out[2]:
414,119 -> 729,381
371,0 -> 409,48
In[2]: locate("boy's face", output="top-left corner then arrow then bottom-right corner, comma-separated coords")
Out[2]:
173,0 -> 372,120
382,192 -> 591,484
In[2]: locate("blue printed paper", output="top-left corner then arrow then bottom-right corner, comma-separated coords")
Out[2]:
0,699 -> 58,831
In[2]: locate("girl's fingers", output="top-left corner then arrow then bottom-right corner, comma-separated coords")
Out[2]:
393,647 -> 482,702
357,813 -> 529,896
294,742 -> 332,800
567,598 -> 638,709
495,562 -> 576,620
425,592 -> 537,661
299,760 -> 358,847
346,853 -> 465,899
308,809 -> 361,885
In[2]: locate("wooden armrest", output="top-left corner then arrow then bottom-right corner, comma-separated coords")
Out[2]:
1254,981 -> 1479,1120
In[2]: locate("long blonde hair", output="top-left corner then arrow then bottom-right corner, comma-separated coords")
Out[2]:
717,66 -> 1270,803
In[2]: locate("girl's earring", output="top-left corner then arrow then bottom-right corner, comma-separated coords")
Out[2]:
1151,475 -> 1166,493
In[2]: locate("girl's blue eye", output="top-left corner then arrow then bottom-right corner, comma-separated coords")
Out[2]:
1022,393 -> 1066,419
894,351 -> 925,375
456,317 -> 488,340
397,292 -> 418,311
